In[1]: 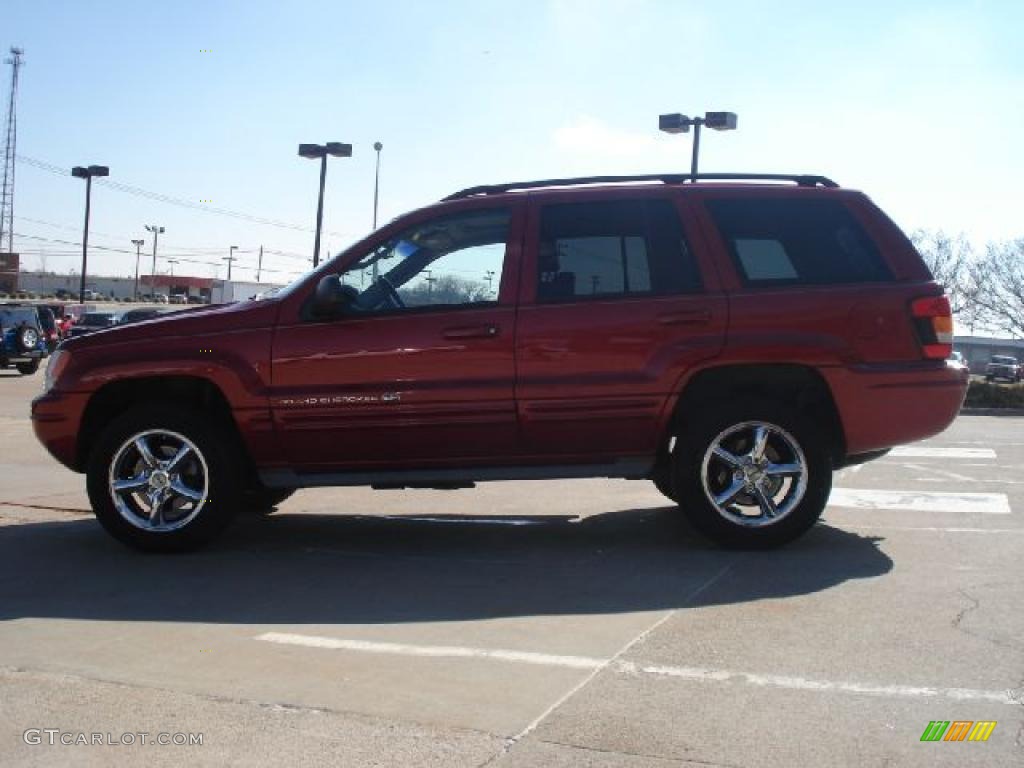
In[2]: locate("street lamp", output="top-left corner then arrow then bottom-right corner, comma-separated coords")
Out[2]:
131,238 -> 144,300
144,225 -> 164,299
298,141 -> 352,268
372,141 -> 383,230
223,245 -> 238,281
658,111 -> 738,181
71,164 -> 109,303
167,258 -> 178,277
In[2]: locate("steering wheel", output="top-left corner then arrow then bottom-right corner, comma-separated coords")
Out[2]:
377,276 -> 405,309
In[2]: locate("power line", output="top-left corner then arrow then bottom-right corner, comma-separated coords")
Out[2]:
15,153 -> 357,239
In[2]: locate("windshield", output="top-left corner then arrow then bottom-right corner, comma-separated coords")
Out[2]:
992,356 -> 1018,365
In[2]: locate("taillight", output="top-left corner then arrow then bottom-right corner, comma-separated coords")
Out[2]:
910,295 -> 953,359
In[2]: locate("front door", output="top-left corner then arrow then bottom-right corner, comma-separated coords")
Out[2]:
271,202 -> 523,473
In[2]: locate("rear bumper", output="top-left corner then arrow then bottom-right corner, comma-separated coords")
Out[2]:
824,360 -> 969,456
31,390 -> 90,472
1,349 -> 45,363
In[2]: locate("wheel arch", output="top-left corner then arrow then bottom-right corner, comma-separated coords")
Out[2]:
76,375 -> 253,477
663,363 -> 847,467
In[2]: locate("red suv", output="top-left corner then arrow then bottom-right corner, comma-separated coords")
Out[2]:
32,173 -> 968,551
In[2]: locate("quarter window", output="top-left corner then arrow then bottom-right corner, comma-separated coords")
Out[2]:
706,197 -> 891,285
536,199 -> 700,302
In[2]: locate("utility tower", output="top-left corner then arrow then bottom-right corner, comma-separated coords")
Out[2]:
0,47 -> 25,254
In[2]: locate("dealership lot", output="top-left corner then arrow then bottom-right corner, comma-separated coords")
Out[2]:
0,371 -> 1021,766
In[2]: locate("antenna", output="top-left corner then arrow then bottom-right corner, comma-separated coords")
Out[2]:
0,47 -> 25,254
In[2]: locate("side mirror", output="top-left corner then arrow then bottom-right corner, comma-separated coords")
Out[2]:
312,274 -> 355,318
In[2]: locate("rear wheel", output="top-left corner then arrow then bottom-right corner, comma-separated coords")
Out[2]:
16,359 -> 40,375
672,400 -> 832,549
86,405 -> 243,552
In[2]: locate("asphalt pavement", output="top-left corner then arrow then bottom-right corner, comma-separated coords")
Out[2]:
0,370 -> 1021,767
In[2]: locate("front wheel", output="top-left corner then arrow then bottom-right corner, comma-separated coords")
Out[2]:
672,400 -> 832,549
86,405 -> 243,552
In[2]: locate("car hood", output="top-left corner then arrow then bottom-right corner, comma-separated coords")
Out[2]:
62,300 -> 281,351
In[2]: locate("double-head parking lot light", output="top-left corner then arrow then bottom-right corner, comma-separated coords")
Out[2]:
299,142 -> 353,268
659,111 -> 738,181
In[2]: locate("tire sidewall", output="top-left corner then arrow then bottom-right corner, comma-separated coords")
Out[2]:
673,399 -> 832,549
86,406 -> 243,552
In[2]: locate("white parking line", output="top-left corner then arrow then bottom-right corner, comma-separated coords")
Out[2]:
254,632 -> 1018,706
829,488 -> 1011,514
256,632 -> 603,669
889,446 -> 996,459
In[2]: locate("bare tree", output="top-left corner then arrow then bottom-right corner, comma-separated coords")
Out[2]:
910,230 -> 979,318
971,239 -> 1024,339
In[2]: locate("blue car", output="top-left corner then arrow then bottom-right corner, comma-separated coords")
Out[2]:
0,305 -> 49,374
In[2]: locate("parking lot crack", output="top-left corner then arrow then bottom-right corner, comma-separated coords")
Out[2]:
533,738 -> 746,767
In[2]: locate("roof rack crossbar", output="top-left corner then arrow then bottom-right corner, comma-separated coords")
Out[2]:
443,173 -> 839,200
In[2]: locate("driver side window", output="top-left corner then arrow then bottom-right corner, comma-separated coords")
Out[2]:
340,208 -> 510,313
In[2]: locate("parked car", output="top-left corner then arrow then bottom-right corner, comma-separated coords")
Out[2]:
153,293 -> 169,304
985,355 -> 1022,383
948,350 -> 968,373
3,302 -> 61,351
0,305 -> 48,374
187,295 -> 208,305
169,294 -> 188,305
67,312 -> 119,338
120,307 -> 171,325
32,172 -> 968,552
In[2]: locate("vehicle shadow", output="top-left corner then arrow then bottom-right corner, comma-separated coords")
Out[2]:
0,507 -> 892,624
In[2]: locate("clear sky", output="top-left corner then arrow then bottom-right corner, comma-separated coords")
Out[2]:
4,0 -> 1023,284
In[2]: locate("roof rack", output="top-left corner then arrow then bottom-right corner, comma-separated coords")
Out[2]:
443,173 -> 839,201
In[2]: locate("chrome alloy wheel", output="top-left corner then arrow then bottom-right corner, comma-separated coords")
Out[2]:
21,328 -> 39,348
700,421 -> 808,527
107,430 -> 209,532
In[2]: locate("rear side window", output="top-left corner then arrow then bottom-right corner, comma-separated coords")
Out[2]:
705,197 -> 890,285
537,198 -> 701,302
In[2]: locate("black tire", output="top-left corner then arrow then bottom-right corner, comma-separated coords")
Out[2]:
16,359 -> 40,375
241,486 -> 296,515
651,462 -> 678,503
86,405 -> 243,552
672,399 -> 832,549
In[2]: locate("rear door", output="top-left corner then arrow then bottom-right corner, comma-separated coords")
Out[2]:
515,189 -> 727,461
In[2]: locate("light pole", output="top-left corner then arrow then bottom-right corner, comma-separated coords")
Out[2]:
298,142 -> 352,268
167,258 -> 178,277
223,245 -> 238,281
658,111 -> 738,180
372,141 -> 383,230
485,269 -> 495,296
145,225 -> 164,298
71,164 -> 109,303
131,238 -> 144,300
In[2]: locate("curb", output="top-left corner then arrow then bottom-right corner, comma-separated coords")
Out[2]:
960,407 -> 1024,417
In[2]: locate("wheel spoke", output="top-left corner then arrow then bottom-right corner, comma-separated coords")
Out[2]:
714,479 -> 746,507
750,425 -> 769,461
165,444 -> 192,472
147,489 -> 166,526
170,479 -> 203,502
134,437 -> 159,468
112,474 -> 149,492
765,462 -> 803,477
712,446 -> 742,468
753,486 -> 778,518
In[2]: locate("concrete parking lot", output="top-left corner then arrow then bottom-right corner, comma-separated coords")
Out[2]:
0,370 -> 1021,767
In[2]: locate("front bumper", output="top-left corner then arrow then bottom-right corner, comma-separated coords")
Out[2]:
823,360 -> 969,456
31,389 -> 90,472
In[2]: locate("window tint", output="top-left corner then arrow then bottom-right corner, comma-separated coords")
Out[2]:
340,208 -> 510,313
537,199 -> 700,302
706,197 -> 890,285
